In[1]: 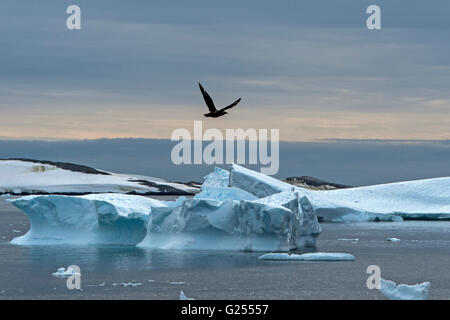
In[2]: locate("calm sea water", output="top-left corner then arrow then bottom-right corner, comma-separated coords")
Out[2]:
1,198 -> 450,300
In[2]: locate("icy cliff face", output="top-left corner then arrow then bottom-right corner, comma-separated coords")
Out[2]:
9,194 -> 166,245
139,192 -> 321,251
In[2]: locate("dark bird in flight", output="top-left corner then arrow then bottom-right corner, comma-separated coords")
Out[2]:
199,83 -> 241,118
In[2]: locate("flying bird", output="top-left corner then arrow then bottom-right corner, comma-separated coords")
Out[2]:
199,83 -> 241,118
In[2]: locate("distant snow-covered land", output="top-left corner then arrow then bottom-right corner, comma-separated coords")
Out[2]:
0,159 -> 199,195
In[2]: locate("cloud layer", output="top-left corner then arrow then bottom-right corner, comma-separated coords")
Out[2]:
0,0 -> 449,140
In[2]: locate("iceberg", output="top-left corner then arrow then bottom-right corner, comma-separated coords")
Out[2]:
180,290 -> 194,300
380,278 -> 430,300
139,193 -> 321,251
7,163 -> 449,250
9,194 -> 167,245
52,267 -> 80,277
9,190 -> 321,250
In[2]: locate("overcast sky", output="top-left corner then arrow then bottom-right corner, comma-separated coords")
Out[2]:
0,0 -> 449,141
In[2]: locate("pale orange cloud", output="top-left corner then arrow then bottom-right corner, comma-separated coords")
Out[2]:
0,101 -> 448,141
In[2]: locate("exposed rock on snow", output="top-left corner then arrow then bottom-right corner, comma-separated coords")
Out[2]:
0,159 -> 199,195
283,176 -> 352,190
380,278 -> 430,300
258,252 -> 355,261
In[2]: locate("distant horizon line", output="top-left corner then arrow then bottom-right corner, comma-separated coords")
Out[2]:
0,137 -> 449,144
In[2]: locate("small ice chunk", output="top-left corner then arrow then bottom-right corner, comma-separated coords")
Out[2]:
387,237 -> 400,242
179,290 -> 194,300
169,281 -> 186,285
120,282 -> 142,287
52,267 -> 80,277
258,252 -> 355,261
338,238 -> 359,242
87,282 -> 105,287
380,278 -> 430,300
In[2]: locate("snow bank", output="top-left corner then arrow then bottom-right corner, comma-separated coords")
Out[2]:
380,278 -> 430,300
258,252 -> 355,261
0,159 -> 198,195
9,194 -> 167,245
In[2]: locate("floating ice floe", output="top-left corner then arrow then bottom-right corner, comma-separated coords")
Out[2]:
258,252 -> 355,261
387,237 -> 401,242
380,278 -> 430,300
87,282 -> 106,287
52,267 -> 80,277
120,282 -> 142,287
180,290 -> 194,300
338,238 -> 359,242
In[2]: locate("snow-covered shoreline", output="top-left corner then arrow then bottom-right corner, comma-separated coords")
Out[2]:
0,159 -> 199,196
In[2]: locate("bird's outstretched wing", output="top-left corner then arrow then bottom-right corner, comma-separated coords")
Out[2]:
220,98 -> 241,112
199,83 -> 216,112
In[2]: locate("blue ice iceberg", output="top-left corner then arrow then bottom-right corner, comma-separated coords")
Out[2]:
8,163 -> 449,249
139,192 -> 321,251
9,194 -> 167,245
